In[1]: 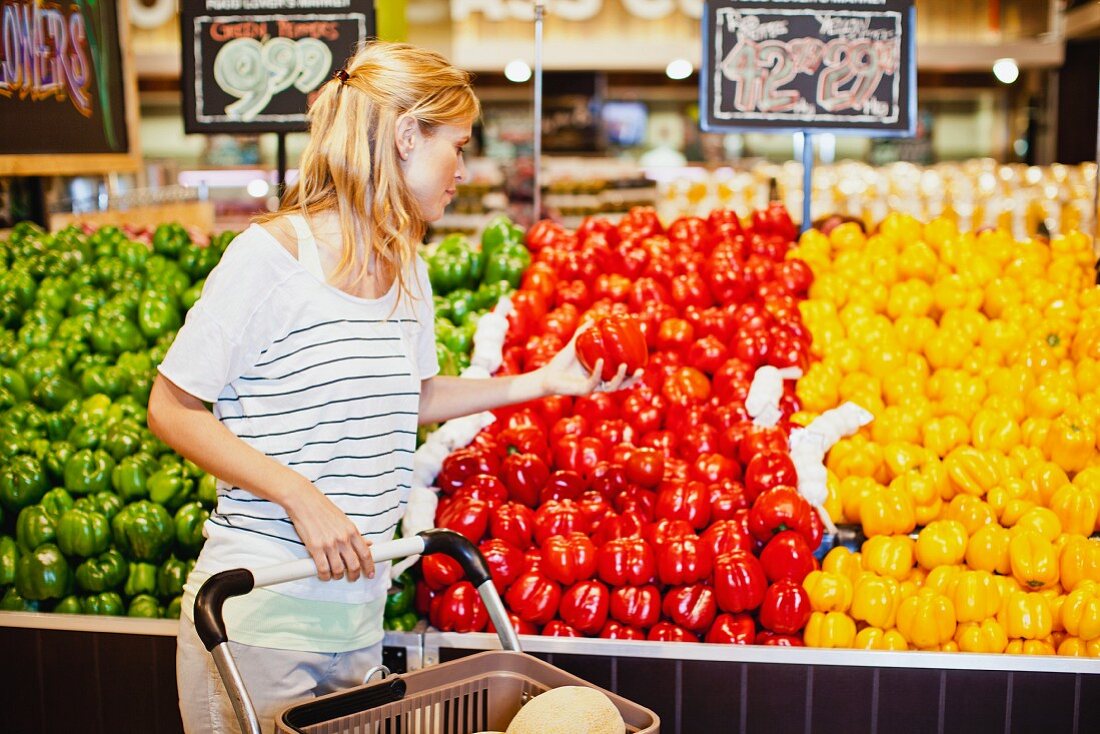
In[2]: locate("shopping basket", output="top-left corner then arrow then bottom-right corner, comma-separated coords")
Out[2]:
195,529 -> 660,734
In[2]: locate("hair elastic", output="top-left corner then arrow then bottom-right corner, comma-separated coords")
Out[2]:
333,69 -> 350,84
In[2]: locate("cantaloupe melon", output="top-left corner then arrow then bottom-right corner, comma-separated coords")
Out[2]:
505,685 -> 626,734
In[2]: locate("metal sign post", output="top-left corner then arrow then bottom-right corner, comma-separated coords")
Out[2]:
801,131 -> 813,233
533,0 -> 545,222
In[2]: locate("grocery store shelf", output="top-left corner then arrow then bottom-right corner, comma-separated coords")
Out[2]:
427,631 -> 1100,674
917,39 -> 1064,70
1066,1 -> 1100,39
0,610 -> 178,636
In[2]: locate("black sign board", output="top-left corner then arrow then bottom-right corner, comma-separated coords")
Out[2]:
181,0 -> 375,134
701,0 -> 916,136
0,0 -> 139,175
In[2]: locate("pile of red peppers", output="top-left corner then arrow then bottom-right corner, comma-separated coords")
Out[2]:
422,204 -> 827,646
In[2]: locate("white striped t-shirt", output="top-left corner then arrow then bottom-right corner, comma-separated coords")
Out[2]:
158,223 -> 438,606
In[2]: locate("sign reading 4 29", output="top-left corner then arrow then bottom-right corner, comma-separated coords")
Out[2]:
181,0 -> 376,134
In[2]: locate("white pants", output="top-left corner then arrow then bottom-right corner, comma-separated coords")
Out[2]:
176,614 -> 383,734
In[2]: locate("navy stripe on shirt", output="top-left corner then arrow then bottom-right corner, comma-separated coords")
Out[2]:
267,429 -> 417,457
242,353 -> 406,381
233,411 -> 420,440
253,336 -> 402,368
220,392 -> 420,420
207,515 -> 404,546
261,318 -> 420,353
287,447 -> 414,466
228,374 -> 412,401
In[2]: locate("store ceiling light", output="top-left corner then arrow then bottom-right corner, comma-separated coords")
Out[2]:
504,59 -> 532,83
666,59 -> 693,80
993,58 -> 1019,84
247,178 -> 270,198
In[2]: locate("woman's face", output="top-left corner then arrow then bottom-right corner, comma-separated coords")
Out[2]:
400,121 -> 471,223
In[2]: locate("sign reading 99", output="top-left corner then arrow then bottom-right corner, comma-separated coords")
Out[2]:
213,37 -> 332,122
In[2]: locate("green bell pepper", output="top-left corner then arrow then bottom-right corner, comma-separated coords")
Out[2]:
145,262 -> 191,299
43,410 -> 75,443
0,366 -> 29,401
427,236 -> 475,295
148,464 -> 194,512
181,279 -> 204,311
15,543 -> 71,600
66,285 -> 105,316
124,561 -> 158,596
16,504 -> 57,550
80,365 -> 129,400
112,500 -> 175,562
0,586 -> 38,611
174,501 -> 209,557
483,241 -> 531,290
129,372 -> 154,405
73,491 -> 123,523
383,611 -> 420,632
196,472 -> 218,506
112,453 -> 153,501
480,215 -> 525,258
165,595 -> 183,619
53,594 -> 83,614
434,341 -> 460,377
18,319 -> 56,350
385,573 -> 415,618
40,487 -> 75,519
89,316 -> 145,356
116,239 -> 149,269
81,591 -> 124,615
31,373 -> 81,411
17,348 -> 67,389
0,454 -> 49,512
152,223 -> 189,258
101,419 -> 143,461
157,556 -> 193,599
137,291 -> 182,340
57,508 -> 110,557
127,594 -> 162,618
67,423 -> 102,451
75,549 -> 128,592
0,534 -> 20,585
63,448 -> 115,494
445,288 -> 476,326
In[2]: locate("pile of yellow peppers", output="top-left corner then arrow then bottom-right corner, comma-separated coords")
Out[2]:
791,214 -> 1100,656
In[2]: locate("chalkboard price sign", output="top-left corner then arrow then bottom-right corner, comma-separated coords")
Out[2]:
181,0 -> 376,134
701,0 -> 916,136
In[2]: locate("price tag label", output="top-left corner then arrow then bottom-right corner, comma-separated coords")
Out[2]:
181,1 -> 375,134
701,0 -> 915,136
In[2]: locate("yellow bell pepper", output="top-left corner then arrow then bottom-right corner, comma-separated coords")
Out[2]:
923,565 -> 963,596
1056,637 -> 1091,657
823,470 -> 845,524
1011,507 -> 1062,543
851,575 -> 901,629
943,494 -> 996,536
955,619 -> 1008,654
1021,417 -> 1053,452
804,611 -> 858,648
1043,412 -> 1096,473
1075,357 -> 1100,395
1004,638 -> 1056,656
944,446 -> 1002,497
862,535 -> 915,582
998,590 -> 1054,640
1049,483 -> 1099,537
881,442 -> 929,480
1047,590 -> 1066,633
922,416 -> 971,459
1009,531 -> 1060,590
795,363 -> 842,414
970,409 -> 1022,454
965,524 -> 1012,575
840,476 -> 881,524
822,546 -> 864,587
1060,581 -> 1100,640
915,520 -> 969,570
924,329 -> 971,372
952,570 -> 1003,623
1059,536 -> 1100,592
985,478 -> 1030,522
854,626 -> 909,651
1022,461 -> 1068,506
1072,325 -> 1100,362
826,434 -> 884,482
860,488 -> 916,538
802,570 -> 853,613
1005,445 -> 1044,475
1000,498 -> 1038,529
897,589 -> 957,649
871,406 -> 921,446
1025,384 -> 1073,421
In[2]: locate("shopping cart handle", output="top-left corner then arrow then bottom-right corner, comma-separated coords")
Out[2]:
420,528 -> 492,588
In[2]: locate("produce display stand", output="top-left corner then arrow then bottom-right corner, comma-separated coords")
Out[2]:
3,608 -> 1096,733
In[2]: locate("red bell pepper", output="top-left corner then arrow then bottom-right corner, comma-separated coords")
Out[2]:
597,537 -> 656,587
620,392 -> 664,436
540,470 -> 587,504
758,579 -> 812,634
533,499 -> 588,545
541,531 -> 598,586
590,419 -> 636,450
702,519 -> 755,560
686,335 -> 730,376
490,502 -> 536,550
613,486 -> 657,522
576,490 -> 615,532
675,424 -> 720,463
600,621 -> 647,640
550,414 -> 589,445
759,530 -> 816,584
646,621 -> 699,643
500,453 -> 549,508
624,447 -> 665,488
656,317 -> 695,354
421,553 -> 463,591
748,486 -> 822,549
706,613 -> 756,644
575,314 -> 649,381
522,548 -> 542,574
593,273 -> 634,302
436,496 -> 491,543
662,583 -> 718,634
644,517 -> 695,550
708,480 -> 750,522
430,581 -> 488,633
559,579 -> 610,635
751,201 -> 798,243
479,538 -> 524,594
497,425 -> 547,457
488,612 -> 540,637
735,425 -> 789,467
524,333 -> 565,370
743,450 -> 798,502
555,279 -> 592,311
591,511 -> 646,546
589,461 -> 629,498
504,571 -> 561,625
713,550 -> 768,613
542,620 -> 583,637
661,366 -> 711,406
691,453 -> 741,485
526,219 -> 568,252
656,535 -> 713,586
552,434 -> 607,480
455,474 -> 507,509
572,392 -> 620,425
755,631 -> 805,646
609,584 -> 661,628
437,448 -> 499,495
628,277 -> 671,311
655,480 -> 712,530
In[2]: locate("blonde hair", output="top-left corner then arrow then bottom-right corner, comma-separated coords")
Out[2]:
262,41 -> 480,298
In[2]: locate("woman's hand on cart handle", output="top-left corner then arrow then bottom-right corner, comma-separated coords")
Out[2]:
284,479 -> 375,582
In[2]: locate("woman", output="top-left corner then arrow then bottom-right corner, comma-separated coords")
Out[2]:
148,42 -> 635,734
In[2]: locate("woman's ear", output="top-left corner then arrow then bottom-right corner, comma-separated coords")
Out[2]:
395,114 -> 418,160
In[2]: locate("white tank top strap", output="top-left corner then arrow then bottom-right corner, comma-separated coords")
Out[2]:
286,214 -> 326,282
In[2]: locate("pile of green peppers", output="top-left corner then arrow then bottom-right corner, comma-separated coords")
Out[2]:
0,222 -> 232,618
426,215 -> 530,377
